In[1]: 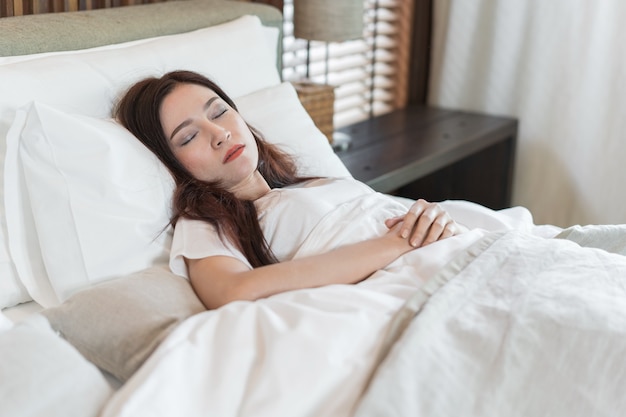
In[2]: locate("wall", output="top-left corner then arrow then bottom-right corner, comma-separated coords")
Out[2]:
429,0 -> 626,226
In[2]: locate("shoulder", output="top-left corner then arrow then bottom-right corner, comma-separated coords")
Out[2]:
174,217 -> 216,233
170,217 -> 251,277
172,217 -> 229,249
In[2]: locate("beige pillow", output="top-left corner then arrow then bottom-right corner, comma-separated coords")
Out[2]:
41,266 -> 205,382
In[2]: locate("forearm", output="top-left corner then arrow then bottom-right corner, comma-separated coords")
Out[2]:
189,233 -> 412,308
243,236 -> 409,297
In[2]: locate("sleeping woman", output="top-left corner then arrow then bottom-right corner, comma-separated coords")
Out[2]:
115,70 -> 466,309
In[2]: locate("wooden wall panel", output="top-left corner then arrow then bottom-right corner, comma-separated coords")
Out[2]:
408,0 -> 433,105
392,0 -> 416,109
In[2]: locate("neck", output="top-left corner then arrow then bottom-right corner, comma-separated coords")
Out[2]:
230,170 -> 271,201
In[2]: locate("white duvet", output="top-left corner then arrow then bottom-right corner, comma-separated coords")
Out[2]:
355,231 -> 626,417
100,196 -> 626,417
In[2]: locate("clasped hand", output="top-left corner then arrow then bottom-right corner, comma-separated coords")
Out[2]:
385,199 -> 466,248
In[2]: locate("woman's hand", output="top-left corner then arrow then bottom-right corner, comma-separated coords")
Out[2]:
385,199 -> 466,247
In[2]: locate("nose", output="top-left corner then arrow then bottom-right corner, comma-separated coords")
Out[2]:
210,124 -> 231,149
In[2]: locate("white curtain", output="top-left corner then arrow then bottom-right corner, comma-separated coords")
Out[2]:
429,0 -> 626,227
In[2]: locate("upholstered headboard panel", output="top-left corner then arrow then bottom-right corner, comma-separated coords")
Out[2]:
0,0 -> 283,67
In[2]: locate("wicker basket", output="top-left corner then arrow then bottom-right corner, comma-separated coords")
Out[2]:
292,81 -> 335,143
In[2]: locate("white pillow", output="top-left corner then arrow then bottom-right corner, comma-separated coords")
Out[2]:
0,247 -> 28,309
6,104 -> 174,306
5,82 -> 350,307
0,15 -> 281,308
235,82 -> 352,179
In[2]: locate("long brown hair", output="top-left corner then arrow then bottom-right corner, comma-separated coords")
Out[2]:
115,70 -> 310,267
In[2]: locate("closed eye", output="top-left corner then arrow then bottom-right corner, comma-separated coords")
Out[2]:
211,106 -> 227,119
181,132 -> 197,146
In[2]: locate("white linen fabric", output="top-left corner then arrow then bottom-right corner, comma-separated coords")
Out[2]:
354,230 -> 626,417
0,15 -> 280,309
430,0 -> 626,226
101,189 -> 558,417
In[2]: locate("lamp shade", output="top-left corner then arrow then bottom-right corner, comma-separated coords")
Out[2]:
293,0 -> 364,42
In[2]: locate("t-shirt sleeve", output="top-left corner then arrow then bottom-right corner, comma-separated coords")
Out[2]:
169,217 -> 251,279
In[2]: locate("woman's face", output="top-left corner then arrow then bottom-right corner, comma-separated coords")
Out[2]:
160,83 -> 259,191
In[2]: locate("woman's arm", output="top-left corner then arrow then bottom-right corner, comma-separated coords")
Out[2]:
189,200 -> 465,309
188,222 -> 414,309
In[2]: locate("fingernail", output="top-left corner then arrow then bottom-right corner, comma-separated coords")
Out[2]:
401,230 -> 408,238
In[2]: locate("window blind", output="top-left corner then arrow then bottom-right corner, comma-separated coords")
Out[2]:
281,0 -> 414,128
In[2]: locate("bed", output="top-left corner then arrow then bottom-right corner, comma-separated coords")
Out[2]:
1,2 -> 626,417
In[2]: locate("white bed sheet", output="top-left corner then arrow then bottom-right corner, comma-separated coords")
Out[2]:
100,199 -> 560,417
1,198 -> 564,417
355,230 -> 626,417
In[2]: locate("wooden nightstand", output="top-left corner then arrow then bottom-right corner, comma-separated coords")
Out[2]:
335,105 -> 518,210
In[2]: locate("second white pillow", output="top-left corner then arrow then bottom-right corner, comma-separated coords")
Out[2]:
6,103 -> 174,306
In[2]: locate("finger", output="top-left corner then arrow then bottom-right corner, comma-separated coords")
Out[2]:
439,224 -> 457,239
385,216 -> 403,229
416,213 -> 449,246
422,214 -> 452,245
411,202 -> 454,246
401,200 -> 428,238
409,205 -> 441,246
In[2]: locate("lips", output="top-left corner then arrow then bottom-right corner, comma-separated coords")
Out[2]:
223,144 -> 245,163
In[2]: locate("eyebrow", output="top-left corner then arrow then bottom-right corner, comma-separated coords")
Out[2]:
169,96 -> 220,141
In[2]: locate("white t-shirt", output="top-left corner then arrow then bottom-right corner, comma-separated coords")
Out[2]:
170,177 -> 376,279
